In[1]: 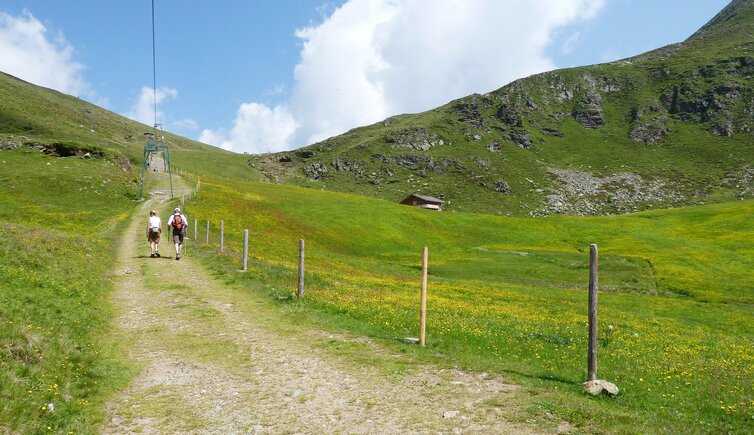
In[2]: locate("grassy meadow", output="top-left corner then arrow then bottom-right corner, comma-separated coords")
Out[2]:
186,177 -> 754,433
0,148 -> 137,433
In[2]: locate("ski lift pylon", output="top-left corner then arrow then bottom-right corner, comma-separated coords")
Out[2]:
138,130 -> 174,201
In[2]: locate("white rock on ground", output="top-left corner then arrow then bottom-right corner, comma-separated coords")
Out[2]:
583,380 -> 619,396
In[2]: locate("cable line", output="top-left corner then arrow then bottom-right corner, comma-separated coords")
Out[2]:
152,0 -> 158,129
138,0 -> 173,201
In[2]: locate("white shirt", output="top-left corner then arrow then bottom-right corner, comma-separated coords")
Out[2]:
148,216 -> 161,230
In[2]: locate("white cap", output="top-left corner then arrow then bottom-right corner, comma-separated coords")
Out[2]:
174,207 -> 181,212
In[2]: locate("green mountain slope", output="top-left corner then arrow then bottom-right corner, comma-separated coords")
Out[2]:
251,0 -> 754,216
0,71 -> 259,183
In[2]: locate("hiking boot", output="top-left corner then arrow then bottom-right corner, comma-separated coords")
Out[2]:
150,253 -> 155,258
176,254 -> 180,260
155,252 -> 160,258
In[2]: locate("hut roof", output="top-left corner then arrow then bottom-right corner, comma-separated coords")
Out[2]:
403,193 -> 445,204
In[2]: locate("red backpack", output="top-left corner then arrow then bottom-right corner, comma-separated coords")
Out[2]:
172,214 -> 184,231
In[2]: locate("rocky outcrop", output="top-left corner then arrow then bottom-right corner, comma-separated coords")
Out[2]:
629,105 -> 671,144
0,139 -> 104,158
0,139 -> 22,150
541,127 -> 563,137
303,162 -> 327,180
581,74 -> 621,93
630,123 -> 671,144
330,158 -> 362,173
493,180 -> 511,194
384,128 -> 444,151
544,73 -> 575,102
709,120 -> 733,137
572,91 -> 604,129
450,94 -> 490,129
508,129 -> 532,149
487,141 -> 502,152
372,154 -> 462,173
496,103 -> 523,127
661,59 -> 751,134
661,85 -> 705,121
427,158 -> 463,173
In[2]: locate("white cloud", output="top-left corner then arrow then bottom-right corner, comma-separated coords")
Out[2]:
201,0 -> 604,153
126,86 -> 178,127
198,128 -> 229,150
199,103 -> 297,153
561,31 -> 581,55
0,10 -> 90,96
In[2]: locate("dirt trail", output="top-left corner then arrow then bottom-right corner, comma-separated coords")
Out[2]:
102,184 -> 557,433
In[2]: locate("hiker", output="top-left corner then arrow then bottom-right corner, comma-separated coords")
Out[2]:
167,207 -> 188,260
146,210 -> 162,257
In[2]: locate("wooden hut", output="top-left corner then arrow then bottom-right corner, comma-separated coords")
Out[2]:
400,193 -> 445,211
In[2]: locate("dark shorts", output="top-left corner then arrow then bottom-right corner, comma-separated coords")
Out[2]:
173,232 -> 184,244
148,230 -> 161,243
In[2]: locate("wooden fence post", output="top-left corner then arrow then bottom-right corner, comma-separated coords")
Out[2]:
206,221 -> 210,244
420,246 -> 428,347
220,220 -> 224,253
298,239 -> 305,299
588,243 -> 598,382
242,229 -> 249,271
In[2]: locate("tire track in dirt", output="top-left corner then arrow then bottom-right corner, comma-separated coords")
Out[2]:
102,186 -> 563,433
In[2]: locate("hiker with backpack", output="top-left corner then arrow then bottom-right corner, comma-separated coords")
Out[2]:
146,210 -> 162,258
167,207 -> 188,260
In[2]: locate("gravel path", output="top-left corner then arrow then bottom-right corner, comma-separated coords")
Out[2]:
102,191 -> 559,433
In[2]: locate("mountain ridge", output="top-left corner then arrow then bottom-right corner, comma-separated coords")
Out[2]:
250,0 -> 754,217
688,0 -> 752,41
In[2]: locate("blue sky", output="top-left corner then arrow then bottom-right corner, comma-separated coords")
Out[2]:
0,0 -> 730,153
